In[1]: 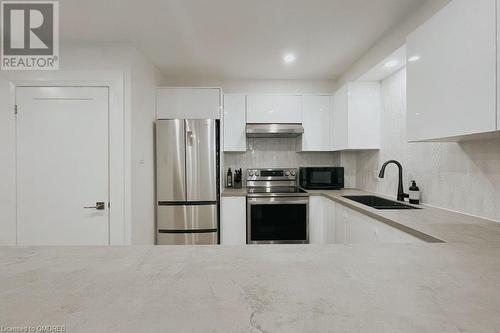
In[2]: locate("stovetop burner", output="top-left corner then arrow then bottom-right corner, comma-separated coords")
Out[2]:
245,168 -> 309,197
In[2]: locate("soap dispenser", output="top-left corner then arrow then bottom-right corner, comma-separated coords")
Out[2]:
409,180 -> 420,204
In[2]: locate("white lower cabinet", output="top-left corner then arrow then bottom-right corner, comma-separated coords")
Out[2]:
309,196 -> 423,244
221,197 -> 246,245
309,196 -> 336,244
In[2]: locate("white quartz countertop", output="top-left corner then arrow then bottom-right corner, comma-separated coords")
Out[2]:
308,189 -> 500,243
2,243 -> 500,332
222,187 -> 500,243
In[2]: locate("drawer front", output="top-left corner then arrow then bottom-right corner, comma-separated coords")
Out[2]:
157,232 -> 217,245
157,205 -> 217,230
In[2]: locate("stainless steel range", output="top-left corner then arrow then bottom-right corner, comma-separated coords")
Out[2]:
246,168 -> 309,244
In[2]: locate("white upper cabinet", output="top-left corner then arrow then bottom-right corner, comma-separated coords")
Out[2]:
223,94 -> 246,152
300,95 -> 332,151
156,88 -> 221,119
332,82 -> 381,151
407,0 -> 497,141
246,95 -> 302,123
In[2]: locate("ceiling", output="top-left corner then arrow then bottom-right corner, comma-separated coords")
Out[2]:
59,0 -> 429,80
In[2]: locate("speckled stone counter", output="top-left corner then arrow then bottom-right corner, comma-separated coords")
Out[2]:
1,243 -> 500,332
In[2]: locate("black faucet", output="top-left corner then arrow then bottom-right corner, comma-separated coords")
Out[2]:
378,160 -> 408,202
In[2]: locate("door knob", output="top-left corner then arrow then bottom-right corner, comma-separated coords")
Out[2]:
84,202 -> 105,210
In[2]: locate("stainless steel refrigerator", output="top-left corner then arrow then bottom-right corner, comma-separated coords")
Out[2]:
156,119 -> 220,245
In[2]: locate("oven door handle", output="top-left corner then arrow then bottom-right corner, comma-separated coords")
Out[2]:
247,197 -> 309,205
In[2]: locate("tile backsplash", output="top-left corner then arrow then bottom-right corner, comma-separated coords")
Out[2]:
223,138 -> 340,171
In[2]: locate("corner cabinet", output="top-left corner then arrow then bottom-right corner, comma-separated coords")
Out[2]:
300,95 -> 333,151
406,0 -> 498,141
156,88 -> 221,119
331,82 -> 381,151
223,94 -> 246,152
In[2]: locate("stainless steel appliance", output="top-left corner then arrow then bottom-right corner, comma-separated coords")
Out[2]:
299,167 -> 344,190
156,119 -> 220,245
246,123 -> 304,138
246,168 -> 309,244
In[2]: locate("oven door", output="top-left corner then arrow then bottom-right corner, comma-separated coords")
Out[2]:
247,196 -> 309,244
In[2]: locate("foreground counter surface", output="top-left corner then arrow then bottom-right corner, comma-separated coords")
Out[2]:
1,243 -> 500,332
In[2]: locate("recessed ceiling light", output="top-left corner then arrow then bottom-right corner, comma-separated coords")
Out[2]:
283,53 -> 296,64
408,55 -> 421,62
384,60 -> 399,68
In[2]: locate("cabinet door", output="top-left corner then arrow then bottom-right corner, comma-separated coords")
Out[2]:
246,95 -> 302,123
301,95 -> 332,151
157,88 -> 221,119
223,94 -> 246,152
407,0 -> 496,141
332,86 -> 348,151
309,196 -> 325,244
347,82 -> 380,149
221,197 -> 246,245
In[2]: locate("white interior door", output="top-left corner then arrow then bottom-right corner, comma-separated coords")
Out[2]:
16,86 -> 109,245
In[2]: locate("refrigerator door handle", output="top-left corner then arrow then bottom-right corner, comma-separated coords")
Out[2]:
186,130 -> 193,146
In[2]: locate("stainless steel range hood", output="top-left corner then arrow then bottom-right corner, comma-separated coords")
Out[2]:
246,123 -> 304,138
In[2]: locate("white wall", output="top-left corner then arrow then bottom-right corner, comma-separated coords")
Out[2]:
130,51 -> 164,244
355,69 -> 500,221
0,42 -> 161,245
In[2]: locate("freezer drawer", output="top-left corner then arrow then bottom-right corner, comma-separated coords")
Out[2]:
157,204 -> 217,230
157,232 -> 217,245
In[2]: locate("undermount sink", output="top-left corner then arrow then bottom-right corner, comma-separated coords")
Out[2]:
342,195 -> 420,210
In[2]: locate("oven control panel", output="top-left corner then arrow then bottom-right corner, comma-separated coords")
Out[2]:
246,168 -> 297,181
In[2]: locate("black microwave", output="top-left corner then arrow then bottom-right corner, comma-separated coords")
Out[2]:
299,167 -> 344,189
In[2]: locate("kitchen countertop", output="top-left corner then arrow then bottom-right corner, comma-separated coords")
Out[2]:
222,187 -> 500,243
1,243 -> 500,332
308,189 -> 500,243
221,187 -> 247,197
